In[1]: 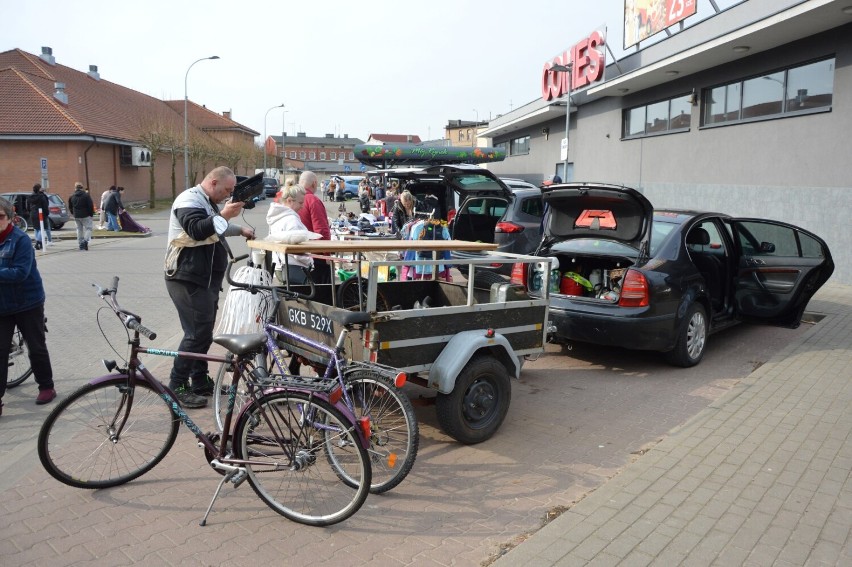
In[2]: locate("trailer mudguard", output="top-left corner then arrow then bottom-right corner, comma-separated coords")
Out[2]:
427,330 -> 520,394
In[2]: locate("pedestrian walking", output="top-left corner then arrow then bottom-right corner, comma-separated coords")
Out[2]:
68,182 -> 94,250
103,186 -> 123,232
0,197 -> 56,415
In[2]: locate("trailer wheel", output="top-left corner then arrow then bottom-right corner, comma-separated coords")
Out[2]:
435,354 -> 511,444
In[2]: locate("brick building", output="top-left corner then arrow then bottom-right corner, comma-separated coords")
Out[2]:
0,47 -> 258,206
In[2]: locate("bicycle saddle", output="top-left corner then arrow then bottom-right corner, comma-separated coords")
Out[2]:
213,333 -> 267,355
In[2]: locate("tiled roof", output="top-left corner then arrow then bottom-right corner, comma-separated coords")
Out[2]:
0,48 -> 256,142
368,133 -> 422,144
164,100 -> 259,136
270,134 -> 365,146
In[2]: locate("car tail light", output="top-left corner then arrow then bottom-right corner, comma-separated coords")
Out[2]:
495,222 -> 524,234
618,269 -> 649,307
49,206 -> 60,214
510,263 -> 528,286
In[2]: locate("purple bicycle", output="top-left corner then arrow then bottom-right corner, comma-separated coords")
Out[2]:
37,276 -> 372,526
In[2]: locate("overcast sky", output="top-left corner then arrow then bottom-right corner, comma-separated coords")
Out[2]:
2,0 -> 738,143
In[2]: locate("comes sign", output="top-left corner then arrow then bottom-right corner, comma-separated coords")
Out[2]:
541,29 -> 606,102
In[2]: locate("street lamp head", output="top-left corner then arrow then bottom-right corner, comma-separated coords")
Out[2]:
209,56 -> 220,60
550,63 -> 572,72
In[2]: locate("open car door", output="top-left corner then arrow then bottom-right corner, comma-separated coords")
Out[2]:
729,219 -> 834,327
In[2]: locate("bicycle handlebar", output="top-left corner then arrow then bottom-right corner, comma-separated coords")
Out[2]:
93,276 -> 158,340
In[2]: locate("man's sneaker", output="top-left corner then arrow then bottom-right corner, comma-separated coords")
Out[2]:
173,386 -> 207,408
36,388 -> 57,405
191,375 -> 215,396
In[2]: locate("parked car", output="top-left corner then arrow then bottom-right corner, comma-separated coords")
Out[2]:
510,182 -> 834,367
262,177 -> 279,199
0,191 -> 70,229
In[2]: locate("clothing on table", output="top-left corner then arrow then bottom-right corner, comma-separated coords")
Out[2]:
399,219 -> 452,281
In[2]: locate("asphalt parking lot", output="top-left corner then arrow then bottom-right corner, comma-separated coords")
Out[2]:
0,199 -> 818,566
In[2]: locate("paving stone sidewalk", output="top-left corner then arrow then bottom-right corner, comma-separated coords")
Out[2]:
495,283 -> 852,566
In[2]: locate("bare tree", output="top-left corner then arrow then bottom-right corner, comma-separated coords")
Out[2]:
136,111 -> 182,208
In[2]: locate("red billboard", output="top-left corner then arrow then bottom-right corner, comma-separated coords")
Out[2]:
624,0 -> 697,49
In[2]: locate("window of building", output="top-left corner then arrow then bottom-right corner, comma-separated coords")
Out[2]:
509,135 -> 530,156
348,152 -> 354,160
703,57 -> 834,126
299,151 -> 306,160
320,152 -> 326,160
290,151 -> 296,159
623,94 -> 692,138
330,151 -> 337,160
494,141 -> 509,154
309,152 -> 316,160
466,129 -> 473,141
458,130 -> 464,141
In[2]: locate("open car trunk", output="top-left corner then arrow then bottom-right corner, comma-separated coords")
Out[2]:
450,195 -> 510,244
537,248 -> 636,302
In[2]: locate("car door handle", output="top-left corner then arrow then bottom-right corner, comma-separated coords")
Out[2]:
745,257 -> 765,266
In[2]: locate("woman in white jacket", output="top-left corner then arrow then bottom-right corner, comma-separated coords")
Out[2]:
265,184 -> 317,284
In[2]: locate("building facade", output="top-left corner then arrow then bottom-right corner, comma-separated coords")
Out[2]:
268,132 -> 365,177
479,0 -> 852,282
0,47 -> 258,206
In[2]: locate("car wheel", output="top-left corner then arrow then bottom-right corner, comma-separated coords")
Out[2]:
51,221 -> 64,230
665,302 -> 708,367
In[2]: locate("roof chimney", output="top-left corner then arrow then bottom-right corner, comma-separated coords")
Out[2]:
222,110 -> 231,120
40,46 -> 55,66
87,65 -> 100,81
53,82 -> 68,105
325,133 -> 333,138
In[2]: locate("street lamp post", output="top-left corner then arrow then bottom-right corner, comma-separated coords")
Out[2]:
550,63 -> 573,180
263,103 -> 285,175
184,56 -> 220,189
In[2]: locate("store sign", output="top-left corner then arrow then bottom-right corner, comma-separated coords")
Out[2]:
624,0 -> 697,49
541,29 -> 606,102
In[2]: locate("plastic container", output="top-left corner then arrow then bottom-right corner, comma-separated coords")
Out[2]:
560,274 -> 584,295
550,269 -> 561,293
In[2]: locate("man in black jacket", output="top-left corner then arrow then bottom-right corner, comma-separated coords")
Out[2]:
164,166 -> 254,408
68,182 -> 95,250
27,184 -> 52,249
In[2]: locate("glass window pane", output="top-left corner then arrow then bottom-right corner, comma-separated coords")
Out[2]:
646,100 -> 669,132
799,233 -> 824,258
626,107 -> 645,136
704,86 -> 727,124
670,95 -> 691,129
742,73 -> 783,119
737,221 -> 798,257
787,58 -> 834,112
725,83 -> 742,121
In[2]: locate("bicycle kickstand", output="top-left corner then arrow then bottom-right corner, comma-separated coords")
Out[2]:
200,468 -> 244,526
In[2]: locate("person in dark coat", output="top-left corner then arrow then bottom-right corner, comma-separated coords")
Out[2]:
103,186 -> 123,232
27,184 -> 51,249
68,182 -> 95,250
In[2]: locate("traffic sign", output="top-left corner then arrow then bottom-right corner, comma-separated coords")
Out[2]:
344,165 -> 351,173
359,164 -> 367,172
40,157 -> 48,174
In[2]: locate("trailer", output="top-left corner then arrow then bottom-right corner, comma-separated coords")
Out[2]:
247,239 -> 551,444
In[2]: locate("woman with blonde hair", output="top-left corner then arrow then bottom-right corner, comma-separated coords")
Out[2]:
265,183 -> 317,284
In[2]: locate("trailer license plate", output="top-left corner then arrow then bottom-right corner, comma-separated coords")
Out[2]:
287,307 -> 333,336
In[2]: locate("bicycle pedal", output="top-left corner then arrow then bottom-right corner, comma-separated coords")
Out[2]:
230,469 -> 248,486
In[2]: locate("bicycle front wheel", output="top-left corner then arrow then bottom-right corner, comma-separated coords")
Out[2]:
6,326 -> 33,388
38,378 -> 179,489
233,390 -> 371,526
344,369 -> 419,494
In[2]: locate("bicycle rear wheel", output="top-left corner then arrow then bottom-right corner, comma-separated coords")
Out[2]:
233,390 -> 371,526
6,326 -> 33,388
13,216 -> 27,231
38,378 -> 179,489
343,369 -> 419,493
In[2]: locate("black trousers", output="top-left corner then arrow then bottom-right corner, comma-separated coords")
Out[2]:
0,303 -> 54,399
165,278 -> 220,389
